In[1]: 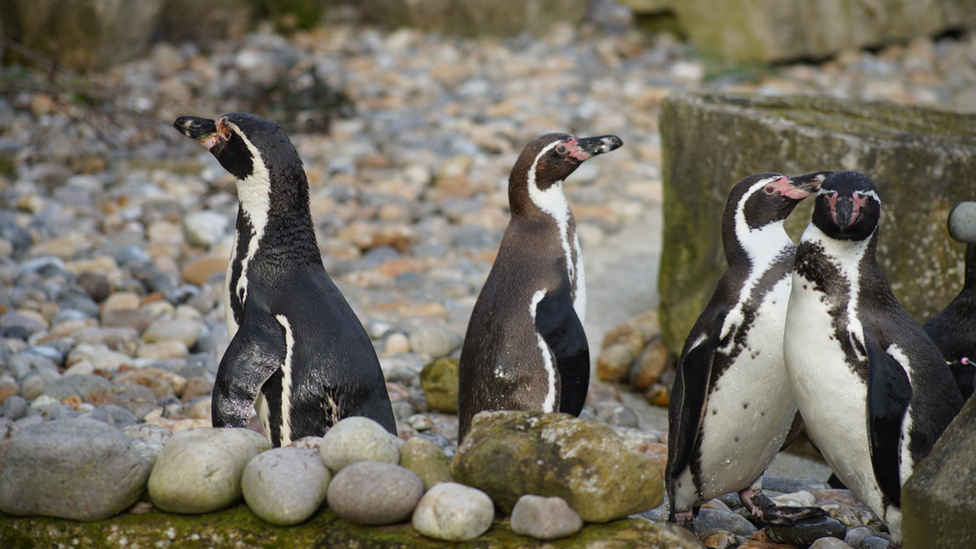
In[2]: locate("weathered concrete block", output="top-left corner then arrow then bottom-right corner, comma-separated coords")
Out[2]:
658,92 -> 976,353
359,0 -> 587,37
671,0 -> 976,62
902,395 -> 976,548
1,0 -> 164,71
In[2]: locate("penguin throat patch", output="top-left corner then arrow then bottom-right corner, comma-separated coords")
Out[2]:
527,140 -> 584,320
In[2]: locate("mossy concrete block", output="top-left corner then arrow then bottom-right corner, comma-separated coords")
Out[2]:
1,0 -> 165,71
671,0 -> 976,63
359,0 -> 587,37
658,92 -> 976,353
452,411 -> 664,522
902,395 -> 976,548
0,505 -> 709,548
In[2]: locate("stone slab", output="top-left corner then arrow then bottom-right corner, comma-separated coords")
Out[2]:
658,92 -> 976,353
671,0 -> 976,63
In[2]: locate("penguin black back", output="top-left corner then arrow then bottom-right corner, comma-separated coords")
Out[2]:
174,112 -> 396,445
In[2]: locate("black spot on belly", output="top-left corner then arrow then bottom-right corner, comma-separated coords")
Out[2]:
712,409 -> 717,415
734,435 -> 740,443
761,410 -> 766,416
742,403 -> 749,409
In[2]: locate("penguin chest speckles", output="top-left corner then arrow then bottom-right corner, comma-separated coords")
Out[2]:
784,249 -> 884,521
693,276 -> 797,501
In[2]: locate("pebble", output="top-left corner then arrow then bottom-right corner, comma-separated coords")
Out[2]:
319,416 -> 402,471
510,494 -> 584,540
408,328 -> 462,358
121,423 -> 173,468
0,417 -> 151,521
810,538 -> 855,549
242,447 -> 331,525
412,482 -> 495,542
148,427 -> 269,514
327,460 -> 423,525
398,435 -> 453,491
765,517 -> 848,547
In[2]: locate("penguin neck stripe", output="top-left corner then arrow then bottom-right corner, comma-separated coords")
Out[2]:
527,139 -> 579,296
801,223 -> 870,363
223,119 -> 272,313
276,314 -> 295,446
530,289 -> 558,413
729,177 -> 793,316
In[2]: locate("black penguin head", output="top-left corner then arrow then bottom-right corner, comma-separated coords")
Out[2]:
812,171 -> 882,242
725,171 -> 829,233
174,112 -> 301,182
508,133 -> 622,216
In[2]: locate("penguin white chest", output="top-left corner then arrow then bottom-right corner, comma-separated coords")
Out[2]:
695,276 -> 797,498
784,272 -> 883,517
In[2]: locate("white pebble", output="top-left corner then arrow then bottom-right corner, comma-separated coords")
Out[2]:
320,417 -> 401,472
412,482 -> 494,541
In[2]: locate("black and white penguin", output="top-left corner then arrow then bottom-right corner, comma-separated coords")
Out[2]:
456,133 -> 623,441
784,171 -> 964,546
666,171 -> 830,532
923,202 -> 976,400
174,112 -> 396,446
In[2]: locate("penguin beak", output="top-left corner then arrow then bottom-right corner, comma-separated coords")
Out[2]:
784,171 -> 831,199
826,191 -> 869,230
574,135 -> 624,160
174,116 -> 221,150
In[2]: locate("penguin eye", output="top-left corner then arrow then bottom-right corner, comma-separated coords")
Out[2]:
763,185 -> 776,195
219,126 -> 233,142
555,144 -> 568,155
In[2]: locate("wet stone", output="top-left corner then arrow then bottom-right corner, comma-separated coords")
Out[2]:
398,435 -> 453,491
765,516 -> 848,547
695,508 -> 759,538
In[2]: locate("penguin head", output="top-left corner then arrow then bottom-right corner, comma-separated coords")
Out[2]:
508,133 -> 622,216
812,171 -> 882,241
174,112 -> 309,218
728,171 -> 830,232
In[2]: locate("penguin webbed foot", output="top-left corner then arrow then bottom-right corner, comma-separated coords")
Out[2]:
671,509 -> 696,533
739,487 -> 827,527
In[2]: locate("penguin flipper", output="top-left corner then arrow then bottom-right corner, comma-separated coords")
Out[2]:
534,284 -> 589,416
865,339 -> 913,508
667,323 -> 720,482
212,311 -> 287,429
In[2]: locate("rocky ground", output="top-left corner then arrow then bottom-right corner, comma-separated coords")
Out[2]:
1,15 -> 975,549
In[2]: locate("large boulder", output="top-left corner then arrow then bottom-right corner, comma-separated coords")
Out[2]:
658,92 -> 976,353
451,411 -> 664,522
358,0 -> 588,37
902,395 -> 976,547
1,0 -> 165,71
670,0 -> 976,63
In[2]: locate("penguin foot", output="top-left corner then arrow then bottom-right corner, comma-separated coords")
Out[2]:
671,509 -> 696,533
739,487 -> 827,527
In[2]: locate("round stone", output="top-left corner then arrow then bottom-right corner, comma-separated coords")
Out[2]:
0,417 -> 151,521
398,435 -> 453,491
121,423 -> 173,468
326,460 -> 422,525
148,427 -> 267,514
319,416 -> 401,471
510,494 -> 583,540
408,328 -> 462,358
242,447 -> 331,525
766,516 -> 848,547
412,482 -> 494,541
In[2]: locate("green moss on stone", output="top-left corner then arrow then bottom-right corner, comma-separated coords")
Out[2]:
0,506 -> 703,548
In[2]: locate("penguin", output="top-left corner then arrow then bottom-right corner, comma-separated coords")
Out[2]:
923,202 -> 976,400
784,171 -> 964,546
666,171 -> 831,533
456,132 -> 623,441
173,112 -> 396,446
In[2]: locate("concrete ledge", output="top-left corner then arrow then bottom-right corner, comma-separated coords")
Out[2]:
658,92 -> 976,353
